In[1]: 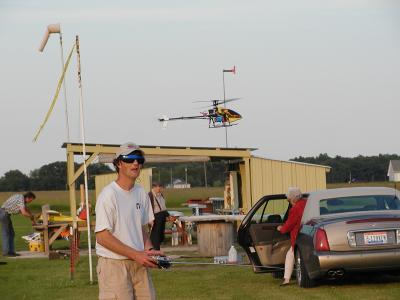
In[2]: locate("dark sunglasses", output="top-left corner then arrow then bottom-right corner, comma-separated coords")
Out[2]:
120,154 -> 145,165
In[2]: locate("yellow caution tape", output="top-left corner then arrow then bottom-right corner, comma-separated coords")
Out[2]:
33,43 -> 76,142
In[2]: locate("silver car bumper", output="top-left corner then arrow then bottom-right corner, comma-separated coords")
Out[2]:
310,249 -> 400,278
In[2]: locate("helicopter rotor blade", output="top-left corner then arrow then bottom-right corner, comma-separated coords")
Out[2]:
196,97 -> 242,108
214,97 -> 241,105
192,100 -> 212,103
193,97 -> 241,104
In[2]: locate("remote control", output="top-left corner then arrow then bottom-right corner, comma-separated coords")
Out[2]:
151,256 -> 171,269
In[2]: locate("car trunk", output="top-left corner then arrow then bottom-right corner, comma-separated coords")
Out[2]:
318,213 -> 400,251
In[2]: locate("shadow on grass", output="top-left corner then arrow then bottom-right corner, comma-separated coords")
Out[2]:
318,272 -> 400,287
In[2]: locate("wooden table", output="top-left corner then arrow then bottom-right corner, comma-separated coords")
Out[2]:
32,204 -> 94,257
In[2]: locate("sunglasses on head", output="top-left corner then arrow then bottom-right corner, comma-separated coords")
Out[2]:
120,154 -> 145,165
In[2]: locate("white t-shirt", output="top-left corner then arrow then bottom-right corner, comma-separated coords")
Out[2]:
95,181 -> 154,259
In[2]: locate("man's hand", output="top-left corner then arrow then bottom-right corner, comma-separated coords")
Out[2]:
29,214 -> 36,225
130,251 -> 159,268
277,225 -> 282,232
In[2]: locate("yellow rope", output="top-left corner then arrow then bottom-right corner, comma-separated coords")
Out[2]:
33,43 -> 76,142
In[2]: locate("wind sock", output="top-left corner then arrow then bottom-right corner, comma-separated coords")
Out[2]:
33,43 -> 75,142
38,23 -> 61,52
223,65 -> 236,74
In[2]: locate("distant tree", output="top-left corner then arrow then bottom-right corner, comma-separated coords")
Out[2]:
291,153 -> 400,183
30,161 -> 67,190
0,170 -> 30,192
29,161 -> 113,191
146,161 -> 227,187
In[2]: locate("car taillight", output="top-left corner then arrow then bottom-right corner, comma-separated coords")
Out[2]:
314,228 -> 330,251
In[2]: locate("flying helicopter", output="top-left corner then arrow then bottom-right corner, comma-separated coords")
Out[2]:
159,98 -> 242,129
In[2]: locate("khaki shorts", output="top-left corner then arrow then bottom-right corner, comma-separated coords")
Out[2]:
97,257 -> 156,300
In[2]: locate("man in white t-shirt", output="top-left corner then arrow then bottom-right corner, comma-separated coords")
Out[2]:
95,142 -> 163,300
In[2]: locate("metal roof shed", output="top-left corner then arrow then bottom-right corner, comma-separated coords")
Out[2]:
62,142 -> 254,221
246,156 -> 331,211
62,143 -> 330,219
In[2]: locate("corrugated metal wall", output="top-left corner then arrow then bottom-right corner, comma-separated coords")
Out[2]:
245,157 -> 329,210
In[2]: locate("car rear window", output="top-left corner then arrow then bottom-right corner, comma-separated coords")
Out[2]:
319,195 -> 400,215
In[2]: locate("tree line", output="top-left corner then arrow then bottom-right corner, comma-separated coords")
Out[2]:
1,154 -> 398,191
0,161 -> 228,192
291,153 -> 400,183
0,162 -> 113,192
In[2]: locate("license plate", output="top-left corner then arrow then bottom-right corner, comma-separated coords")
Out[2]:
364,231 -> 388,245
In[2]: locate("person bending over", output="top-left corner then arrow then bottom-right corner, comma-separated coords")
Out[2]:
277,187 -> 307,286
0,192 -> 36,256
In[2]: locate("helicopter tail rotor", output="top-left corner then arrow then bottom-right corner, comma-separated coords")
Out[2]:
159,115 -> 169,129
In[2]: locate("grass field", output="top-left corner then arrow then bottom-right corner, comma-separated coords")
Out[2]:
0,186 -> 224,212
1,255 -> 400,300
1,184 -> 400,299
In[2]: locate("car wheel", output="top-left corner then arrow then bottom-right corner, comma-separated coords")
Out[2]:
271,270 -> 284,279
295,249 -> 315,288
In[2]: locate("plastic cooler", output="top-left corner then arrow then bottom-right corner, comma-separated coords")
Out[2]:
29,240 -> 45,252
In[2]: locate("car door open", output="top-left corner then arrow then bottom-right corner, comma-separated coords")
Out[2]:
238,194 -> 291,272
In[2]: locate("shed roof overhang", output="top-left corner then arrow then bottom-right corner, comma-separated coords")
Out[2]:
63,142 -> 257,221
62,142 -> 256,163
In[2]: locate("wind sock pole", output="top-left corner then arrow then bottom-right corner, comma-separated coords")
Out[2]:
222,66 -> 236,148
75,35 -> 94,284
58,28 -> 70,142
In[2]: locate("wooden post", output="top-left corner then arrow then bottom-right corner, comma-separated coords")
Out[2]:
42,204 -> 50,256
67,150 -> 77,223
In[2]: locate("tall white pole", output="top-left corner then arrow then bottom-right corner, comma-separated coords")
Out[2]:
58,30 -> 70,142
76,35 -> 93,284
222,71 -> 228,148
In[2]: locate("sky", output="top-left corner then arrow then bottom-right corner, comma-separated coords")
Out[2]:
0,0 -> 399,177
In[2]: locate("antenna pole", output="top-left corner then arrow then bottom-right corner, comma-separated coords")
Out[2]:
222,70 -> 228,147
59,30 -> 70,142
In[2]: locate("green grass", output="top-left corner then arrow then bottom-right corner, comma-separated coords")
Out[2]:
0,214 -> 94,253
2,185 -> 400,299
0,187 -> 223,212
0,256 -> 400,300
0,187 -> 223,253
